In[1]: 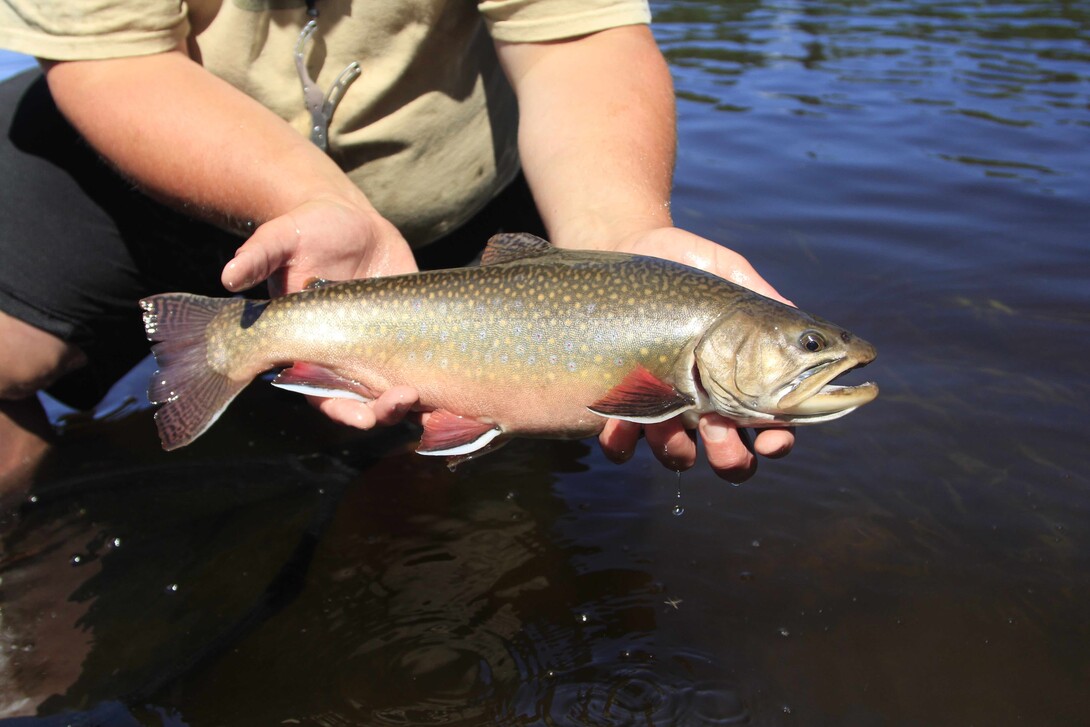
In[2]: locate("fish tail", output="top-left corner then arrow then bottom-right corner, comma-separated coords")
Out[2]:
140,293 -> 253,450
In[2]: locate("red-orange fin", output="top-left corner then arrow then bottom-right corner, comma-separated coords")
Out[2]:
271,363 -> 376,402
140,293 -> 253,450
480,232 -> 555,266
588,365 -> 695,424
417,410 -> 503,457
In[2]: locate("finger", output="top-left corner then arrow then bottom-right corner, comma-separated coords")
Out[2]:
314,396 -> 378,430
722,256 -> 794,307
221,217 -> 299,294
368,385 -> 419,427
645,418 -> 698,472
753,426 -> 795,459
698,414 -> 757,483
598,418 -> 641,464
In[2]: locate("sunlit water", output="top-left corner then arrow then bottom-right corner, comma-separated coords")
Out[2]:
2,1 -> 1088,724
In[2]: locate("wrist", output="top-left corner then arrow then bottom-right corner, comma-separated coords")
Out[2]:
549,207 -> 674,252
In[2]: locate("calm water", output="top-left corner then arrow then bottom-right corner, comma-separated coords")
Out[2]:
2,1 -> 1089,724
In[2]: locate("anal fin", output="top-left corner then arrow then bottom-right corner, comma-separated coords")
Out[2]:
271,363 -> 376,402
588,365 -> 695,424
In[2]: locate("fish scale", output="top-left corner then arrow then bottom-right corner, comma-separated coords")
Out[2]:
141,233 -> 878,460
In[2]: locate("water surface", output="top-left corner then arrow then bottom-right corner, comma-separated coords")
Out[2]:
1,1 -> 1089,724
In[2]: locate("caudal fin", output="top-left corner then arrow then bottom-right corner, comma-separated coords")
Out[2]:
140,293 -> 251,450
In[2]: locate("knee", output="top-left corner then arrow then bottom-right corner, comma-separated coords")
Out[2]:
0,312 -> 86,400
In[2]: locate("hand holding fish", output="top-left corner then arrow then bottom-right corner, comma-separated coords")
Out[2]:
591,227 -> 796,483
219,195 -> 423,431
221,197 -> 419,297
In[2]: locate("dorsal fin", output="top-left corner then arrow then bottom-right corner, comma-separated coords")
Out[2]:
480,233 -> 555,266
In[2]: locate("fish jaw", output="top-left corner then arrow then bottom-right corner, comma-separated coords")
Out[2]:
772,344 -> 878,422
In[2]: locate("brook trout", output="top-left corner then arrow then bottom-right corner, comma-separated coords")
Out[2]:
141,233 -> 877,459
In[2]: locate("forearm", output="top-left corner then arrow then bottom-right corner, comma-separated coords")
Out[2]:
496,25 -> 677,250
43,49 -> 374,232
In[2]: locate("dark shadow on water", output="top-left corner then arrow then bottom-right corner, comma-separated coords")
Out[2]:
1,385 -> 750,725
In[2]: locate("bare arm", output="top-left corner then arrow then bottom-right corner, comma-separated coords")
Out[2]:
43,49 -> 416,289
496,26 -> 795,481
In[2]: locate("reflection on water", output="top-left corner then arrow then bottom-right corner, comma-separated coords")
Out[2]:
2,0 -> 1090,724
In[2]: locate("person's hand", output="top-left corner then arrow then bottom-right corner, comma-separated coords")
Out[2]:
596,227 -> 796,482
221,195 -> 419,295
221,196 -> 422,430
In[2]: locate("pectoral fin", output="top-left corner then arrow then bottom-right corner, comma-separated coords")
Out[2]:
588,365 -> 695,424
271,363 -> 376,402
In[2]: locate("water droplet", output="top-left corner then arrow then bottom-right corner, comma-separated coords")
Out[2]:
778,627 -> 790,637
166,583 -> 179,594
28,495 -> 38,504
782,704 -> 793,715
576,613 -> 588,623
751,539 -> 761,548
70,554 -> 84,566
447,461 -> 458,473
110,537 -> 121,549
672,504 -> 685,516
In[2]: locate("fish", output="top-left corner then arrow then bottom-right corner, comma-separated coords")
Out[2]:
140,233 -> 878,460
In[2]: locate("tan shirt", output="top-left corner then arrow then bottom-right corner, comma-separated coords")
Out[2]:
0,0 -> 651,245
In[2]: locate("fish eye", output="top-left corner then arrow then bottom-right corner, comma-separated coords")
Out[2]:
799,331 -> 826,353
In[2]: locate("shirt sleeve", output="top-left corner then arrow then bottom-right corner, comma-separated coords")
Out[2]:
0,0 -> 189,60
479,0 -> 651,43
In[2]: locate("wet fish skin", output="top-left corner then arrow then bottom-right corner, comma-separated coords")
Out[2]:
141,233 -> 877,458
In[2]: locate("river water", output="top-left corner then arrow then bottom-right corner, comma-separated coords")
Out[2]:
1,1 -> 1088,724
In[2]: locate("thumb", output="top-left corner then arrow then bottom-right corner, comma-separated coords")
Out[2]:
221,217 -> 300,295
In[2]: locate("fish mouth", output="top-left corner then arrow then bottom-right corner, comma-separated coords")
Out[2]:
775,357 -> 878,418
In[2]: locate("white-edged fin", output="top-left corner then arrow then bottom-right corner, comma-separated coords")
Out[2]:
270,382 -> 371,403
588,408 -> 695,425
418,428 -> 504,457
417,410 -> 503,456
270,363 -> 376,402
587,365 -> 695,424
